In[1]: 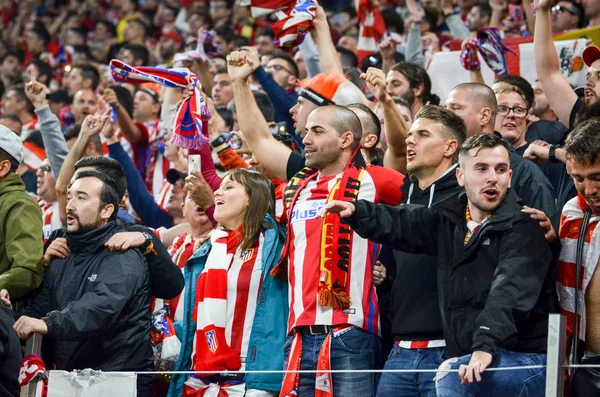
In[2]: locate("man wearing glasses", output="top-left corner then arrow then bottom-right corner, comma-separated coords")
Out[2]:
35,159 -> 61,243
551,1 -> 585,33
494,86 -> 530,156
445,82 -> 556,220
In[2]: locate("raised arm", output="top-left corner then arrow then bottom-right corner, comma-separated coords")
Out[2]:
102,88 -> 148,145
362,68 -> 408,174
227,51 -> 292,181
323,199 -> 439,255
534,0 -> 578,127
25,80 -> 69,179
312,6 -> 344,76
55,113 -> 109,221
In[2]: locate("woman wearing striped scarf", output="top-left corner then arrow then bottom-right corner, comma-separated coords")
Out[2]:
168,169 -> 288,397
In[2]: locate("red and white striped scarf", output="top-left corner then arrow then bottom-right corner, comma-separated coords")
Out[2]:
192,229 -> 242,374
557,193 -> 600,342
250,0 -> 316,48
355,0 -> 386,64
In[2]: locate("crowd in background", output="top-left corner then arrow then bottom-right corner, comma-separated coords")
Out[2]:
0,0 -> 598,396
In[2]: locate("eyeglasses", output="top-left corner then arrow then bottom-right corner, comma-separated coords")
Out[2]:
551,5 -> 577,16
37,164 -> 51,174
497,105 -> 528,118
265,64 -> 294,75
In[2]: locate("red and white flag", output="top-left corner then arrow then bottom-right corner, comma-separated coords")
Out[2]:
355,0 -> 386,64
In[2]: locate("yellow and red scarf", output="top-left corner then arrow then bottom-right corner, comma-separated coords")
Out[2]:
274,146 -> 367,309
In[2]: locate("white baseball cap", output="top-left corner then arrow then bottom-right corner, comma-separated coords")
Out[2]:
0,125 -> 23,164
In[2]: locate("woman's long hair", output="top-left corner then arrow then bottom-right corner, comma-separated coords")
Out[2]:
225,169 -> 276,252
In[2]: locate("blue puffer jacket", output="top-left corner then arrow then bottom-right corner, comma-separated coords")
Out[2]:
167,215 -> 288,396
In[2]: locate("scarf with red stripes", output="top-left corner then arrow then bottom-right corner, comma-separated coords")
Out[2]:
109,60 -> 211,149
191,228 -> 242,375
356,0 -> 386,64
557,193 -> 600,342
274,146 -> 366,309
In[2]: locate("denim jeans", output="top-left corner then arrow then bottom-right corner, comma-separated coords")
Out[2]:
283,327 -> 381,397
435,348 -> 546,397
376,344 -> 447,397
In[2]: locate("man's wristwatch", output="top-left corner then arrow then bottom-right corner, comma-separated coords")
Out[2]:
210,135 -> 228,148
140,231 -> 154,255
549,145 -> 560,163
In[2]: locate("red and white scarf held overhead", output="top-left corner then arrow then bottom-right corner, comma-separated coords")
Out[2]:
557,193 -> 600,342
109,59 -> 211,150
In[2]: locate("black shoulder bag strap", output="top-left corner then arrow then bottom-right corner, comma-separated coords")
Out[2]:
571,207 -> 593,369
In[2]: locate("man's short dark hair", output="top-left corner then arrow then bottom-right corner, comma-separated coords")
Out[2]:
30,58 -> 53,84
128,19 -> 148,38
74,170 -> 120,222
564,118 -> 600,165
381,6 -> 404,35
122,43 -> 150,66
228,90 -> 275,123
415,105 -> 467,147
74,157 -> 127,201
10,88 -> 35,116
96,20 -> 117,38
494,74 -> 534,110
347,102 -> 381,141
391,62 -> 440,105
257,27 -> 275,40
0,147 -> 18,172
337,47 -> 359,69
72,45 -> 93,62
0,51 -> 22,65
458,132 -> 510,167
215,67 -> 228,76
216,106 -> 234,131
31,26 -> 51,46
73,64 -> 100,91
215,26 -> 235,43
270,51 -> 299,78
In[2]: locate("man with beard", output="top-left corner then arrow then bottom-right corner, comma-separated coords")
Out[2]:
386,62 -> 440,117
156,32 -> 183,66
323,133 -> 555,396
445,83 -> 556,219
35,159 -> 61,242
534,0 -> 600,130
14,170 -> 154,396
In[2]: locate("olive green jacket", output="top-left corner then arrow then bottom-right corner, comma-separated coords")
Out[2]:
0,173 -> 44,299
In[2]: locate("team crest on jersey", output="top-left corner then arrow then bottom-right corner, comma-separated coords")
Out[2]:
240,248 -> 255,262
206,330 -> 218,353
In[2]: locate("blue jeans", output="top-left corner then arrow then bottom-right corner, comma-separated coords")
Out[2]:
283,327 -> 381,397
377,344 -> 447,397
435,348 -> 546,397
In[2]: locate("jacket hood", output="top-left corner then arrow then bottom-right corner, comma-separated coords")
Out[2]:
66,221 -> 118,255
0,173 -> 26,196
401,164 -> 461,207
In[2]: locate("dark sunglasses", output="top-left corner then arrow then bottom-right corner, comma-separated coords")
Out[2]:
37,164 -> 51,174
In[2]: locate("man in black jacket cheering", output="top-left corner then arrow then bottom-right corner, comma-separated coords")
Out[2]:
323,133 -> 555,396
13,170 -> 153,396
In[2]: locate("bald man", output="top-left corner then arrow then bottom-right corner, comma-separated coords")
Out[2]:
445,82 -> 556,223
276,105 -> 404,397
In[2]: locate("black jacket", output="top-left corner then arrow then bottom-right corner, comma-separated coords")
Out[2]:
500,133 -> 556,219
380,164 -> 462,342
348,189 -> 557,357
45,217 -> 184,300
24,221 -> 153,373
0,306 -> 19,397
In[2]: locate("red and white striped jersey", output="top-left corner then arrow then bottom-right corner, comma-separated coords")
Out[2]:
285,166 -> 403,335
40,201 -> 61,243
191,233 -> 265,367
396,340 -> 446,349
20,117 -> 39,142
154,179 -> 174,210
152,232 -> 196,322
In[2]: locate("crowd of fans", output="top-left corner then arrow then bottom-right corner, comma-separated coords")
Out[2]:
0,0 -> 599,396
